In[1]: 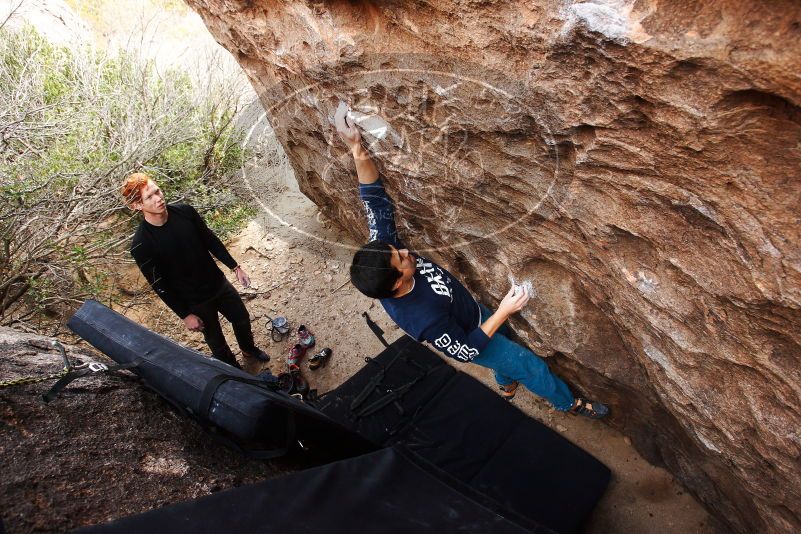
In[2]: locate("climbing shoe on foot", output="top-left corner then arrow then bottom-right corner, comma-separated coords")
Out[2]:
499,381 -> 519,401
569,397 -> 609,419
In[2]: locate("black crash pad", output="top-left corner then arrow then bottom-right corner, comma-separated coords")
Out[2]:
320,335 -> 611,534
317,335 -> 455,444
75,447 -> 554,534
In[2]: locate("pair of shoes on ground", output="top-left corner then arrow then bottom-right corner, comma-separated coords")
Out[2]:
287,325 -> 332,370
309,348 -> 332,370
235,325 -> 312,367
498,382 -> 608,419
289,345 -> 332,369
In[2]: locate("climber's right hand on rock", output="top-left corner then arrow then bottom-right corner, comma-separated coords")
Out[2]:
498,284 -> 530,317
335,101 -> 361,151
183,313 -> 205,332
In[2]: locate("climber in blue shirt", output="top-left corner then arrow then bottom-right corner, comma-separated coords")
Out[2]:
337,107 -> 608,419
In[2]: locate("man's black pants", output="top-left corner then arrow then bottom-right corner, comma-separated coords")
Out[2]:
189,280 -> 257,368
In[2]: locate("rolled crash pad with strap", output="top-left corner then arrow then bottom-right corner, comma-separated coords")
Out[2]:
67,300 -> 374,461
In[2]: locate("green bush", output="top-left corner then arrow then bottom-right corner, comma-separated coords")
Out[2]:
0,26 -> 254,327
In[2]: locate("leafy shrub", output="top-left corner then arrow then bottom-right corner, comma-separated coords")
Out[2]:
0,26 -> 254,329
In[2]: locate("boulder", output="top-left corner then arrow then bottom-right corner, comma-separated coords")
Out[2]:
183,1 -> 801,532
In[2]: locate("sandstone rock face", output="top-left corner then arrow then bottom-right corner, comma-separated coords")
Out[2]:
184,1 -> 801,532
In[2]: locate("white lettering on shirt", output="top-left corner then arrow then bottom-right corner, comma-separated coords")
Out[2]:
416,258 -> 452,299
434,333 -> 451,349
433,333 -> 479,362
363,200 -> 378,241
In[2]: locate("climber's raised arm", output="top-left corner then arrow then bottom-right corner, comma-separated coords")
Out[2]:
335,103 -> 379,185
334,103 -> 400,248
351,141 -> 379,185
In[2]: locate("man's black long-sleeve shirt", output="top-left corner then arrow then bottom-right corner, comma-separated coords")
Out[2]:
130,203 -> 238,318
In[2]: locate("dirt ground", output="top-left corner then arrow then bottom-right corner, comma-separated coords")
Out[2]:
123,151 -> 727,533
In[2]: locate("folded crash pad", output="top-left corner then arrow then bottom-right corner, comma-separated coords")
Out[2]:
319,335 -> 611,534
76,446 -> 554,534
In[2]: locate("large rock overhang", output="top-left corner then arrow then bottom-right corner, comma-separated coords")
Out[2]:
184,2 -> 801,532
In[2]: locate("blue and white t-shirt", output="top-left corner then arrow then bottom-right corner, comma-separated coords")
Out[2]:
359,179 -> 490,362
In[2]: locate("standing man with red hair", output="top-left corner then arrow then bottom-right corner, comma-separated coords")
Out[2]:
121,173 -> 269,369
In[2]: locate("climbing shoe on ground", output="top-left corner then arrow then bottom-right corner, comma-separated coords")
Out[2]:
498,381 -> 519,401
276,371 -> 294,394
289,364 -> 310,398
569,397 -> 609,419
297,325 -> 315,349
257,370 -> 279,386
309,348 -> 332,370
277,364 -> 309,398
288,343 -> 306,366
243,348 -> 270,362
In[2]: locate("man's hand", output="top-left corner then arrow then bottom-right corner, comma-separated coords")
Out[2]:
479,285 -> 531,339
183,313 -> 205,332
234,266 -> 251,288
498,284 -> 531,316
335,101 -> 361,152
335,101 -> 378,183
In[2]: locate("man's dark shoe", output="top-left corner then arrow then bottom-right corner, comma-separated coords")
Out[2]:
569,397 -> 609,419
244,348 -> 270,362
213,348 -> 242,369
